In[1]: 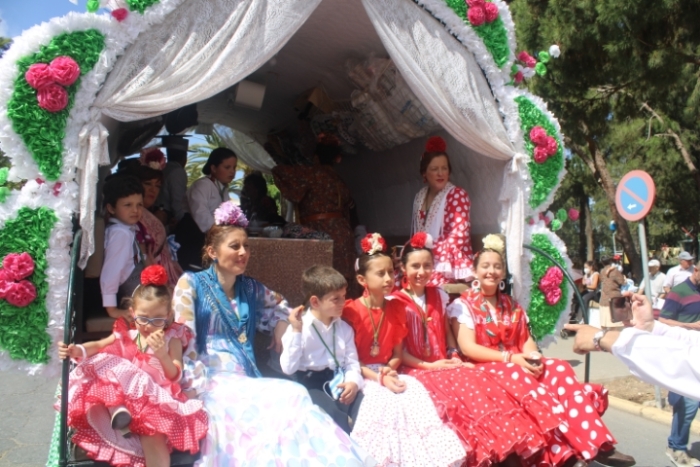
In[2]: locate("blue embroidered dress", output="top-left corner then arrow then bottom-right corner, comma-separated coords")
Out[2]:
174,267 -> 373,467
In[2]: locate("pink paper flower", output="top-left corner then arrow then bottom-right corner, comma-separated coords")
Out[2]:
111,8 -> 128,21
533,146 -> 549,164
3,252 -> 35,281
0,270 -> 11,299
517,51 -> 537,68
543,136 -> 558,156
25,63 -> 54,90
538,266 -> 564,305
5,280 -> 37,307
37,84 -> 69,112
568,208 -> 580,221
48,56 -> 80,87
483,2 -> 499,22
514,71 -> 524,84
527,217 -> 535,225
466,0 -> 485,6
467,6 -> 486,26
529,126 -> 548,146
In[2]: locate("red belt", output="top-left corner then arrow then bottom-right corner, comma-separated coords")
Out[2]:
302,212 -> 343,223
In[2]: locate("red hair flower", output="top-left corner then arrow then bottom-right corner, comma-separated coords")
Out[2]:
410,232 -> 434,249
140,147 -> 166,170
361,233 -> 387,256
425,136 -> 447,154
141,265 -> 168,287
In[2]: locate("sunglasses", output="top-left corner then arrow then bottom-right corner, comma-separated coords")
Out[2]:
134,316 -> 168,327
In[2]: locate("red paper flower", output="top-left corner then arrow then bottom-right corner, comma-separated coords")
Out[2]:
543,136 -> 558,156
25,63 -> 54,90
425,136 -> 447,153
0,270 -> 11,299
568,208 -> 580,221
48,56 -> 80,87
466,0 -> 485,6
483,2 -> 499,22
141,265 -> 168,287
37,84 -> 69,112
467,6 -> 486,26
3,252 -> 35,281
538,266 -> 564,305
529,126 -> 548,146
533,146 -> 549,164
111,8 -> 128,21
529,127 -> 559,164
514,71 -> 524,84
409,232 -> 434,249
361,233 -> 387,255
517,51 -> 537,68
5,280 -> 37,308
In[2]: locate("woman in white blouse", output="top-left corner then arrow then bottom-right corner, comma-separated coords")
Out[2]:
174,148 -> 237,270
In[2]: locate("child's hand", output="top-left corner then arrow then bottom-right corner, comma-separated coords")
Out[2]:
146,330 -> 168,359
382,374 -> 406,394
288,306 -> 303,333
58,342 -> 75,360
338,381 -> 358,405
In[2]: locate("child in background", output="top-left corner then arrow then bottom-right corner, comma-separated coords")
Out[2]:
280,265 -> 363,433
59,265 -> 207,467
100,175 -> 148,320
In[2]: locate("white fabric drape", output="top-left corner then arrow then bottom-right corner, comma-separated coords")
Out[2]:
214,125 -> 276,174
93,0 -> 322,121
361,0 -> 526,297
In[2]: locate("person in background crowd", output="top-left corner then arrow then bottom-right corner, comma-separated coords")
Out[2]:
154,135 -> 189,230
663,251 -> 695,298
240,171 -> 285,225
639,259 -> 666,308
599,256 -> 627,330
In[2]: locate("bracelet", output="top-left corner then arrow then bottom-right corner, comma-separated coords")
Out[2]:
71,344 -> 87,364
447,347 -> 460,356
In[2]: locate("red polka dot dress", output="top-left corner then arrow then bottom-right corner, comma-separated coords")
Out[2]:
450,289 -> 618,465
412,184 -> 475,286
58,319 -> 208,467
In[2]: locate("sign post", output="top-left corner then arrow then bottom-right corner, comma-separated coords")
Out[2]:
615,170 -> 659,406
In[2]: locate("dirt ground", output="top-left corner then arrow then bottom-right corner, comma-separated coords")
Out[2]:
604,376 -> 672,412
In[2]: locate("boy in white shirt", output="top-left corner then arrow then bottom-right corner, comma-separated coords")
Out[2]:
280,265 -> 363,433
100,175 -> 146,320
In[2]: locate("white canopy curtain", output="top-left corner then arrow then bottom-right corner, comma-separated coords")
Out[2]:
361,0 -> 528,299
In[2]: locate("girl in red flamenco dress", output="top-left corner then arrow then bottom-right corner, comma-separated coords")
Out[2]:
448,235 -> 635,467
57,265 -> 207,467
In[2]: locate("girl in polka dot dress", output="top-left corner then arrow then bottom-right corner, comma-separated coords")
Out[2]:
411,136 -> 475,286
448,237 -> 636,467
343,233 -> 468,466
395,232 -> 567,467
57,265 -> 208,467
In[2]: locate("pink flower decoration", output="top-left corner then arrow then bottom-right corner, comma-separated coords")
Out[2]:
25,63 -> 54,90
527,217 -> 535,225
0,270 -> 11,299
514,71 -> 524,83
517,51 -> 537,68
3,252 -> 35,281
5,280 -> 37,308
466,0 -> 485,6
543,136 -> 558,156
538,266 -> 564,305
48,56 -> 80,87
53,182 -> 63,196
467,6 -> 486,26
533,146 -> 549,164
568,208 -> 580,221
483,2 -> 499,22
111,8 -> 128,21
529,126 -> 548,146
37,84 -> 69,112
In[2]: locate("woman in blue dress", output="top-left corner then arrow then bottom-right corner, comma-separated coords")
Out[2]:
174,200 -> 373,466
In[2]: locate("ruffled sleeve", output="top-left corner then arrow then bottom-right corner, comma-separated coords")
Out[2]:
173,273 -> 208,396
433,186 -> 475,281
255,283 -> 291,333
446,297 -> 475,329
271,165 -> 311,204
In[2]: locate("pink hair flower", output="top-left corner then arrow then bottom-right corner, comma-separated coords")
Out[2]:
214,201 -> 249,228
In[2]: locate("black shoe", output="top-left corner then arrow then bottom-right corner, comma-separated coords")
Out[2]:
110,406 -> 132,438
595,448 -> 636,467
563,456 -> 588,467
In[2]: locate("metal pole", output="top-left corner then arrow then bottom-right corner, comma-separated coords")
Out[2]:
612,234 -> 617,256
523,244 -> 591,383
638,223 -> 664,409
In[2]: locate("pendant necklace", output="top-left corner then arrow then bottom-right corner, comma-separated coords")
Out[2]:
406,289 -> 432,357
363,297 -> 386,357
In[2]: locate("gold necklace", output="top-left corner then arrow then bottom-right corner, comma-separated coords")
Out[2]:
363,297 -> 386,357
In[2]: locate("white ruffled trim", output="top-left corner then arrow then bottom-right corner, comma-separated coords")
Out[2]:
520,223 -> 574,349
0,180 -> 78,377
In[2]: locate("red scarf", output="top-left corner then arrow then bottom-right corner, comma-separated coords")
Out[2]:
393,286 -> 446,362
460,288 -> 529,353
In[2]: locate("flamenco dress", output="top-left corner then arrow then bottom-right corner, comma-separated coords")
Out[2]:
343,297 -> 467,467
393,287 -> 561,466
61,319 -> 208,467
174,267 -> 373,467
449,288 -> 617,465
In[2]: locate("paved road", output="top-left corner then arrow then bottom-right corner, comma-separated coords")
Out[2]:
0,337 -> 696,466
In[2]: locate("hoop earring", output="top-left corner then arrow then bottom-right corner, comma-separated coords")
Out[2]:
499,280 -> 506,291
471,280 -> 480,291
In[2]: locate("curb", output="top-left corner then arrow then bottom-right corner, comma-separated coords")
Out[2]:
608,395 -> 700,435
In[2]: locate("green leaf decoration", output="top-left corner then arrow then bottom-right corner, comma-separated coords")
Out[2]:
538,51 -> 550,64
125,0 -> 160,14
515,96 -> 565,209
86,0 -> 100,13
556,208 -> 567,222
535,62 -> 547,76
444,0 -> 511,68
0,207 -> 58,364
0,168 -> 7,186
551,219 -> 562,231
0,188 -> 9,204
529,233 -> 568,341
7,30 -> 106,181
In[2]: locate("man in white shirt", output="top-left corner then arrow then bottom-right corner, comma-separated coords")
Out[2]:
639,259 -> 667,308
280,266 -> 363,433
663,251 -> 695,297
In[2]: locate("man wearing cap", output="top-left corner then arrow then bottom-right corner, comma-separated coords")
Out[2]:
639,259 -> 666,308
658,260 -> 700,467
155,135 -> 189,229
663,252 -> 696,297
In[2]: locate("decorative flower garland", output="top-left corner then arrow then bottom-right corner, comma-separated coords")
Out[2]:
444,0 -> 510,68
